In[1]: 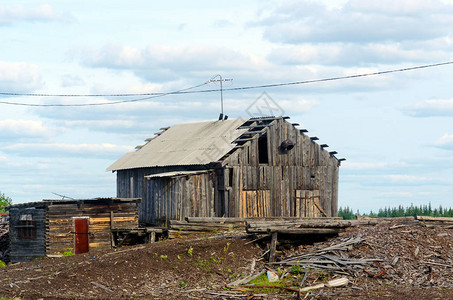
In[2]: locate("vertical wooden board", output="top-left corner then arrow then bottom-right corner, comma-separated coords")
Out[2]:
258,190 -> 263,217
317,166 -> 325,213
255,191 -> 259,217
314,190 -> 321,217
263,190 -> 267,217
302,135 -> 309,167
289,124 -> 297,166
209,173 -> 214,217
295,190 -> 300,217
332,164 -> 339,217
241,190 -> 246,218
237,166 -> 243,217
274,166 -> 281,216
266,190 -> 271,216
325,165 -> 333,217
249,140 -> 259,166
251,191 -> 256,217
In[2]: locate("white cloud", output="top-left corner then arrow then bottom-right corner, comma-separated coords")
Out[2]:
384,174 -> 431,183
404,98 -> 453,117
268,42 -> 450,66
80,43 -> 268,81
434,133 -> 453,149
61,74 -> 85,87
258,0 -> 453,44
0,61 -> 42,91
0,120 -> 56,141
0,4 -> 74,25
377,191 -> 415,197
2,143 -> 134,158
278,99 -> 318,114
342,161 -> 396,170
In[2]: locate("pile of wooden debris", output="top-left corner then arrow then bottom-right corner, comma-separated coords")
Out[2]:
223,216 -> 453,298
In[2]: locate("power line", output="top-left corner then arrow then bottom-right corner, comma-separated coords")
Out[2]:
0,82 -> 209,107
1,61 -> 452,107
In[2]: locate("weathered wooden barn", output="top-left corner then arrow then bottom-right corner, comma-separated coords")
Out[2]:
108,116 -> 342,226
7,198 -> 139,262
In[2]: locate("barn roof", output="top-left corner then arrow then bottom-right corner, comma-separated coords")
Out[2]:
6,197 -> 141,209
107,118 -> 249,171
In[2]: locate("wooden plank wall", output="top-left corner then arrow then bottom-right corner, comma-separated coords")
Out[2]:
46,201 -> 138,255
9,207 -> 46,262
116,165 -> 211,224
222,118 -> 339,218
144,172 -> 215,226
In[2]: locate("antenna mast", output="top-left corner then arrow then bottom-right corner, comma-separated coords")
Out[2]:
208,75 -> 232,119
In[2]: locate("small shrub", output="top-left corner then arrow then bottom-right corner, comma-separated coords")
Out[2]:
62,249 -> 74,257
291,263 -> 301,274
223,242 -> 231,253
0,260 -> 6,267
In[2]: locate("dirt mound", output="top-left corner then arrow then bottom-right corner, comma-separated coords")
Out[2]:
1,233 -> 262,299
1,221 -> 452,299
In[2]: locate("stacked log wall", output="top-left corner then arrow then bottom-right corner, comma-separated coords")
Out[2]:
46,201 -> 138,255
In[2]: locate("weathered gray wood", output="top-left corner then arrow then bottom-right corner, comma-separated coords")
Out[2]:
269,232 -> 278,262
117,117 -> 340,225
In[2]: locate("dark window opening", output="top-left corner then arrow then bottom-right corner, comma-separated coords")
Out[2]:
228,169 -> 234,187
17,214 -> 37,240
258,134 -> 269,164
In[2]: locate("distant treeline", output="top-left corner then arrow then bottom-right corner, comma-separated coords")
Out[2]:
338,203 -> 453,220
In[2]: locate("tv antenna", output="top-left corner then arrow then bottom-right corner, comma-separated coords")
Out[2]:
208,74 -> 232,120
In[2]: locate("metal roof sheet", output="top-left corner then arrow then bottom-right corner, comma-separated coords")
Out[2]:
6,197 -> 141,209
107,118 -> 248,171
145,170 -> 212,179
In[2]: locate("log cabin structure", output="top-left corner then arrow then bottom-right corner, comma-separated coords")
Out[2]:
7,198 -> 139,262
108,116 -> 342,226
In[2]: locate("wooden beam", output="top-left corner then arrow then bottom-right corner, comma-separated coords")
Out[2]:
269,232 -> 278,263
313,201 -> 328,217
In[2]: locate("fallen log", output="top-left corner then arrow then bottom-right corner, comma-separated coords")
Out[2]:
416,216 -> 453,222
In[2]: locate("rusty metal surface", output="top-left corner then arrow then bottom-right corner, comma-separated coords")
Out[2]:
107,118 -> 248,171
144,170 -> 212,179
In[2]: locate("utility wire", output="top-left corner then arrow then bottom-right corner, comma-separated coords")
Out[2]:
0,82 -> 209,107
1,61 -> 452,107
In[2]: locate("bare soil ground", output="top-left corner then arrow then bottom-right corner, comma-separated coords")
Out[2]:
1,220 -> 452,299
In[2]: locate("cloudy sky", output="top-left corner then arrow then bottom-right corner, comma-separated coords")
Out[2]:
1,0 -> 453,213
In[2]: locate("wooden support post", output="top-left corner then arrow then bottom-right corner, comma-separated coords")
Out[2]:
269,232 -> 278,263
110,211 -> 115,229
150,231 -> 156,243
110,232 -> 116,248
110,211 -> 116,248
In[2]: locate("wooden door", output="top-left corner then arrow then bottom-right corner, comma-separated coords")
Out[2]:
73,217 -> 89,254
295,190 -> 322,217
